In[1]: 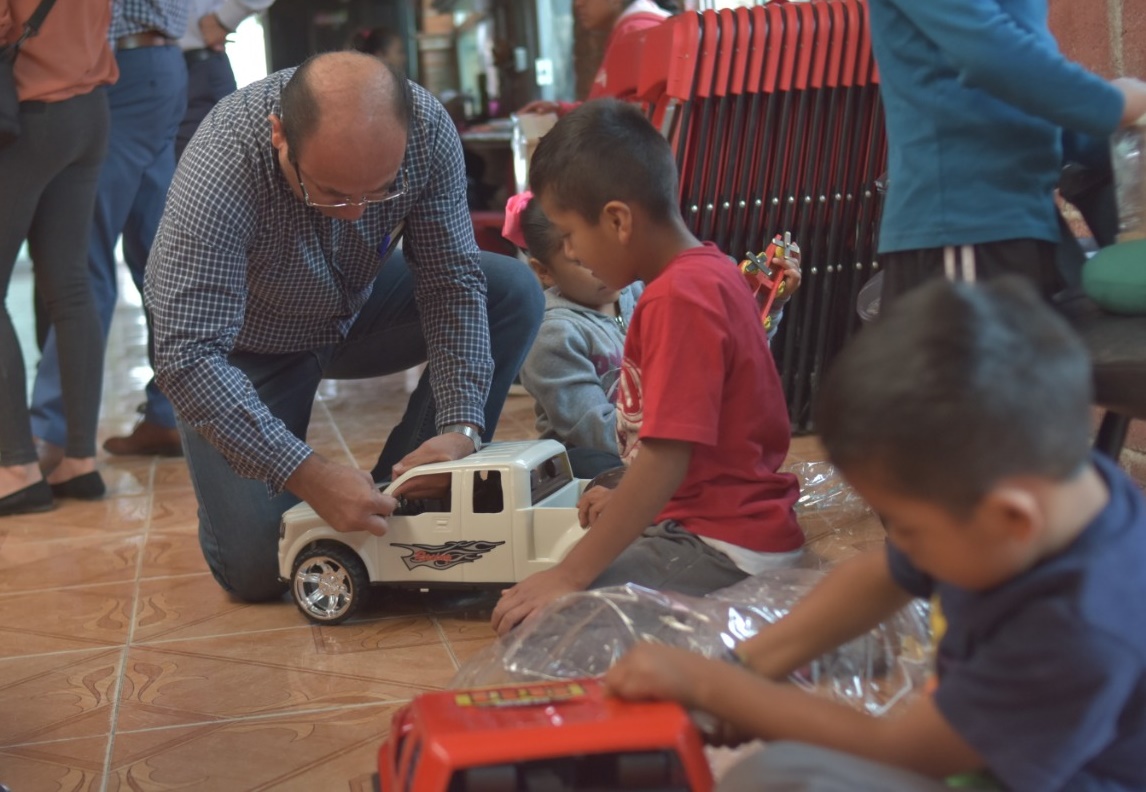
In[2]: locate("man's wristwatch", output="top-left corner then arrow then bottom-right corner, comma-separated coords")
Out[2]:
440,423 -> 482,452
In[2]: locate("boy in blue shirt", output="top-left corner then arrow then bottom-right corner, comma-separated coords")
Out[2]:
871,0 -> 1146,304
606,278 -> 1146,791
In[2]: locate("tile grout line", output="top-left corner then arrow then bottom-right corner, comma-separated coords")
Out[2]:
100,456 -> 157,792
314,399 -> 357,467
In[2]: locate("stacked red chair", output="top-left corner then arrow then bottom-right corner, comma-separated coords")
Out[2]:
605,0 -> 887,431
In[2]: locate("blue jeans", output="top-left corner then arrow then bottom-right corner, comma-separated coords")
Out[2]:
182,251 -> 544,602
31,46 -> 187,446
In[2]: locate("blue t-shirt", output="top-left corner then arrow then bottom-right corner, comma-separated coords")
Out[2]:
868,0 -> 1124,253
889,453 -> 1146,791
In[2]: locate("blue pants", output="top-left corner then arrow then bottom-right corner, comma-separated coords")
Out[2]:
30,45 -> 187,446
182,251 -> 544,602
176,50 -> 237,160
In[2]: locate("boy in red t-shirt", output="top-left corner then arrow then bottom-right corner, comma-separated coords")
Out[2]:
492,99 -> 802,635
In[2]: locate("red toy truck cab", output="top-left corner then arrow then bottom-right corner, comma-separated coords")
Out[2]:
378,678 -> 713,792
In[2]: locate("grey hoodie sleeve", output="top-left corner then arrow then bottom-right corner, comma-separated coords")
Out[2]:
519,318 -> 619,455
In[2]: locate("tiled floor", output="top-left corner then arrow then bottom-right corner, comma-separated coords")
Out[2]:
3,255 -> 1140,790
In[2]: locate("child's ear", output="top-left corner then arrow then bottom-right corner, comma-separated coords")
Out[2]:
601,200 -> 633,245
978,486 -> 1042,546
528,256 -> 556,288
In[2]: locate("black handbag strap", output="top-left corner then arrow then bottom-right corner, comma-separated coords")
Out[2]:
9,0 -> 60,51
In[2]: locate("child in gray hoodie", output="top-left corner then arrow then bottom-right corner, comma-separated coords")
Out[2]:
505,192 -> 641,478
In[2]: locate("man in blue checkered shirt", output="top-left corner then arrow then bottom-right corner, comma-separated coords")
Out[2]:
145,52 -> 544,602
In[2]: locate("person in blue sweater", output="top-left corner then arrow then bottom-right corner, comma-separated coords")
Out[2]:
870,0 -> 1146,305
606,278 -> 1146,792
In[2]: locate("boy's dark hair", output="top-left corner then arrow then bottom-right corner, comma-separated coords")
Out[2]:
815,277 -> 1093,518
281,54 -> 412,158
521,196 -> 564,265
529,98 -> 679,225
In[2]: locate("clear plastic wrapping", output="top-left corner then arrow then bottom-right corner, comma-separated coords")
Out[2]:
453,573 -> 930,717
787,460 -> 883,569
1111,123 -> 1146,242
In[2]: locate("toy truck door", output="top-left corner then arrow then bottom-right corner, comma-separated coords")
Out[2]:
380,470 -> 466,583
459,467 -> 515,583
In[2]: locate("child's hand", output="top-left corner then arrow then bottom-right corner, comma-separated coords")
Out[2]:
491,566 -> 583,636
604,643 -> 710,709
577,485 -> 614,528
771,240 -> 801,301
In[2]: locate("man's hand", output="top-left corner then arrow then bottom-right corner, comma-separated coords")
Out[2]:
198,12 -> 229,50
389,431 -> 479,497
577,485 -> 613,528
286,454 -> 396,536
1115,76 -> 1146,126
491,565 -> 584,636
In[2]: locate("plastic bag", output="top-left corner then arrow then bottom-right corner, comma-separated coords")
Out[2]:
453,574 -> 930,717
786,460 -> 882,568
1111,122 -> 1146,242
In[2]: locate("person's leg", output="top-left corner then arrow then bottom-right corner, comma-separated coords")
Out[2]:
26,90 -> 110,464
182,349 -> 323,602
0,106 -> 56,473
566,446 -> 623,480
175,52 -> 236,161
31,48 -> 182,448
716,742 -> 956,792
322,250 -> 542,480
114,46 -> 187,438
589,521 -> 748,595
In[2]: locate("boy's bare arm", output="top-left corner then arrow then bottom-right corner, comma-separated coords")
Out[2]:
607,646 -> 983,779
490,438 -> 690,634
737,549 -> 914,679
555,437 -> 692,586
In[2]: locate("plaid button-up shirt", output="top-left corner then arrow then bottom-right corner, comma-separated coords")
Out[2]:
145,70 -> 492,492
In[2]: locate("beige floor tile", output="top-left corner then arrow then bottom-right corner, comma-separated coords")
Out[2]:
151,459 -> 192,492
148,491 -> 201,534
106,704 -> 396,791
134,574 -> 298,644
0,495 -> 151,542
0,735 -> 108,790
116,626 -> 456,730
139,533 -> 211,580
0,648 -> 122,746
0,582 -> 135,657
0,534 -> 142,595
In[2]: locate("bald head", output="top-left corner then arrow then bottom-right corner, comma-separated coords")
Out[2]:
280,51 -> 412,160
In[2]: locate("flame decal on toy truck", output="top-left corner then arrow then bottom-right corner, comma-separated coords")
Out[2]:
390,540 -> 506,570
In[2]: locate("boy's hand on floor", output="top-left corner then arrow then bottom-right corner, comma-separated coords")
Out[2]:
491,566 -> 583,636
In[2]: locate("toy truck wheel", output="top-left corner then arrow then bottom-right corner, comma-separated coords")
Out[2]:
290,542 -> 369,625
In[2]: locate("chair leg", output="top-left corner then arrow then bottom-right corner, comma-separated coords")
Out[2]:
1094,410 -> 1131,460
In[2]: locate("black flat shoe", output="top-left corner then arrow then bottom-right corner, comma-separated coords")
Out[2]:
0,480 -> 55,516
49,471 -> 106,501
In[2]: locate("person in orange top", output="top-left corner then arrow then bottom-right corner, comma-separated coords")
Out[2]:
519,0 -> 677,115
0,0 -> 118,515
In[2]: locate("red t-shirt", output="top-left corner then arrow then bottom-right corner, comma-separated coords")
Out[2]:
616,244 -> 803,552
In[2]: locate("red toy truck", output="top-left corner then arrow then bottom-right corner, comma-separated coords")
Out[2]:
378,678 -> 714,791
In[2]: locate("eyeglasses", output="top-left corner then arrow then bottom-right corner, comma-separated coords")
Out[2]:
291,157 -> 407,209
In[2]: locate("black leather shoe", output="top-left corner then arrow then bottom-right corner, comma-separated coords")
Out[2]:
0,480 -> 55,517
49,471 -> 106,501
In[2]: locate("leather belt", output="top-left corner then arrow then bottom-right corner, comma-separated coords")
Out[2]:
116,31 -> 175,51
183,47 -> 223,64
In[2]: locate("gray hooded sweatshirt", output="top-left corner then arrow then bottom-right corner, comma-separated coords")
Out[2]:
519,284 -> 643,455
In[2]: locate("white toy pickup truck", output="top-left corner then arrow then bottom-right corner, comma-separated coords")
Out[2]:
278,440 -> 590,624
